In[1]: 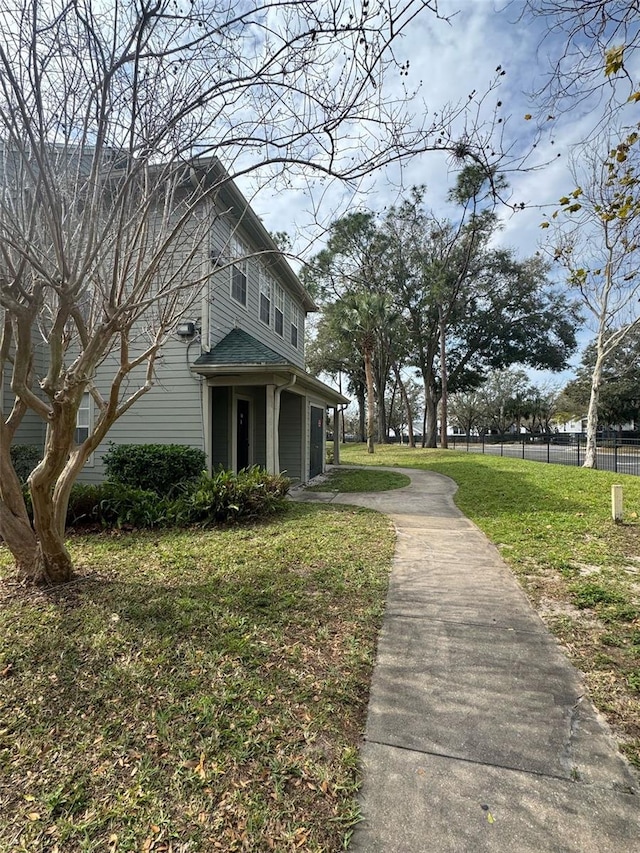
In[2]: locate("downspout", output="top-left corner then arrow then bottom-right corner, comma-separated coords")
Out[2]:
274,375 -> 297,476
200,221 -> 212,470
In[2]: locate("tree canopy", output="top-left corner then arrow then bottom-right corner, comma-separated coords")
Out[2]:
562,330 -> 640,430
306,177 -> 579,447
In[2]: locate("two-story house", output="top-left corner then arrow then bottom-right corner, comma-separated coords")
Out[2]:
5,157 -> 348,484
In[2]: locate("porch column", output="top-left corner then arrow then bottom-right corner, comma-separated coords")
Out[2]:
266,383 -> 276,474
333,405 -> 340,465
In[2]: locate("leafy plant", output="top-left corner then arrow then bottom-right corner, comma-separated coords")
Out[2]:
98,483 -> 169,529
171,467 -> 290,526
103,443 -> 206,497
66,484 -> 107,526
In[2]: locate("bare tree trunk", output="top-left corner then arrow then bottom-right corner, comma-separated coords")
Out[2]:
0,470 -> 72,585
28,483 -> 74,583
24,409 -> 78,583
391,363 -> 415,447
584,352 -> 605,469
356,382 -> 366,443
0,448 -> 39,581
374,358 -> 388,443
365,347 -> 376,454
424,388 -> 438,448
438,305 -> 449,449
419,355 -> 438,448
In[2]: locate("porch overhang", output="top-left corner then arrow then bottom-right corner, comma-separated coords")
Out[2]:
190,361 -> 349,406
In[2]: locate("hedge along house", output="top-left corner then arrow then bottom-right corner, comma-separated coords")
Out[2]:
3,156 -> 347,485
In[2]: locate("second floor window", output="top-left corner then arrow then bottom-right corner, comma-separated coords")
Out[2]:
290,303 -> 300,349
274,284 -> 284,336
259,271 -> 272,325
230,236 -> 248,307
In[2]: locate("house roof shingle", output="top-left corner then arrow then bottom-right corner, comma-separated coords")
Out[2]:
193,328 -> 290,367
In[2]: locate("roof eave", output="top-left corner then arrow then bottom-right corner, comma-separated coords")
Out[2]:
190,361 -> 349,405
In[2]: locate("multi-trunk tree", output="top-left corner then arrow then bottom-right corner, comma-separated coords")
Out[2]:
380,185 -> 578,446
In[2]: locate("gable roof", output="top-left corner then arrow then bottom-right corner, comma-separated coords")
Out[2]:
193,328 -> 290,367
192,158 -> 317,314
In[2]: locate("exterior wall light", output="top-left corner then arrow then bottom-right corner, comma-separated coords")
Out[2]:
176,321 -> 196,338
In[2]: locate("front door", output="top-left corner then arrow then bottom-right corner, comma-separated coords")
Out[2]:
237,399 -> 250,470
310,405 -> 324,479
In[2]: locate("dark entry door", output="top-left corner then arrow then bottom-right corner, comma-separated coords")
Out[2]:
237,399 -> 250,470
310,406 -> 324,479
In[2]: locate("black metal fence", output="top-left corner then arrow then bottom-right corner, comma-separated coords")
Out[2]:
448,433 -> 640,475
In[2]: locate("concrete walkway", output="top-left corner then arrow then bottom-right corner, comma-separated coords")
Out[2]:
290,467 -> 639,852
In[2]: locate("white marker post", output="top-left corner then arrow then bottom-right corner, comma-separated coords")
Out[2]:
611,485 -> 623,523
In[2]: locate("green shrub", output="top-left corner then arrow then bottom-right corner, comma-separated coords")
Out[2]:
102,443 -> 206,496
10,445 -> 41,485
63,482 -> 168,529
66,483 -> 106,526
24,463 -> 287,533
98,482 -> 169,529
171,466 -> 290,526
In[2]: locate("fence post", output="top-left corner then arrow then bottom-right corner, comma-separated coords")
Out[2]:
547,435 -> 550,464
482,434 -> 485,455
577,435 -> 580,467
614,442 -> 618,473
612,484 -> 623,522
522,438 -> 525,459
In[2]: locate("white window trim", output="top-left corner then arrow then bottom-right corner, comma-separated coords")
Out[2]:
75,392 -> 94,467
230,236 -> 249,310
290,303 -> 300,349
259,269 -> 272,326
274,283 -> 284,337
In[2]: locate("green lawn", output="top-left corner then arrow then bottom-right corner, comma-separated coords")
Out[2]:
0,503 -> 395,853
340,443 -> 640,769
305,468 -> 410,493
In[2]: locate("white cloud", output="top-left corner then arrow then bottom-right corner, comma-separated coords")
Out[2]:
241,1 -> 625,385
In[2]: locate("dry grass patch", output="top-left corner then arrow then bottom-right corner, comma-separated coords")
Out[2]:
0,503 -> 394,852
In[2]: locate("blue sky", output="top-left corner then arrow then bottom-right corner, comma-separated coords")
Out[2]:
247,1 -> 584,253
240,0 -> 637,389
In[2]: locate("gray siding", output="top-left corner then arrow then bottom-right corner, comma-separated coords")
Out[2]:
10,408 -> 45,450
76,338 -> 204,483
207,211 -> 306,368
279,391 -> 303,481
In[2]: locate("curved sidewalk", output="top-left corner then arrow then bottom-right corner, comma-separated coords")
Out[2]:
291,467 -> 639,852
